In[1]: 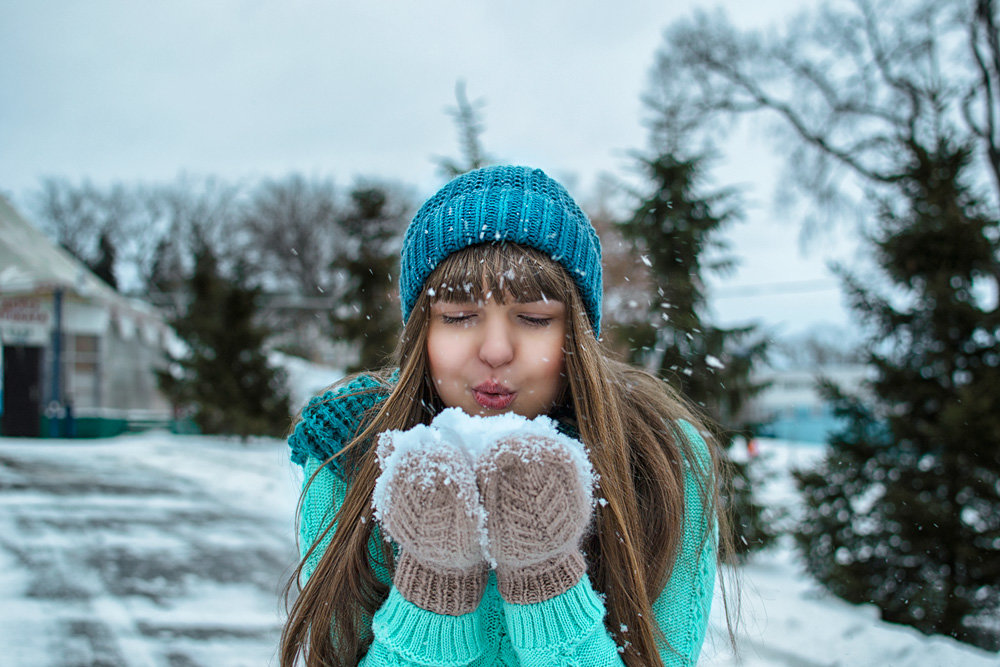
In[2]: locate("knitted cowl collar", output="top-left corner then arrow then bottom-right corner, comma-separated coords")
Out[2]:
288,371 -> 579,479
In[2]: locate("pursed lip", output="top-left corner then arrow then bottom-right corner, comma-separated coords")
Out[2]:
472,380 -> 513,395
471,381 -> 516,410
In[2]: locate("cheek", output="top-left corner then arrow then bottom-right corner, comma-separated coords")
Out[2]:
426,326 -> 464,385
426,332 -> 447,378
533,334 -> 567,385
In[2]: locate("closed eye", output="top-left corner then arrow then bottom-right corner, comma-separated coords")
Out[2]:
441,313 -> 475,325
519,315 -> 552,327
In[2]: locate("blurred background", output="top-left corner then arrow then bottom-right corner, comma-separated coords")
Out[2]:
1,0 -> 998,665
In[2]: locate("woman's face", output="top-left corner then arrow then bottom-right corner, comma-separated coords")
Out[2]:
426,296 -> 567,418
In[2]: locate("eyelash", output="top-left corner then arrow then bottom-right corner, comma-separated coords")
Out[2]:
439,314 -> 552,327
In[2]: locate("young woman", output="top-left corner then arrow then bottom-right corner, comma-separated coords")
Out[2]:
282,165 -> 729,666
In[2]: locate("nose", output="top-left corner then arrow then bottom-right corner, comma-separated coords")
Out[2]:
478,317 -> 514,368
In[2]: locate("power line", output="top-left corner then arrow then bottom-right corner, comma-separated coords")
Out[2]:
712,279 -> 840,298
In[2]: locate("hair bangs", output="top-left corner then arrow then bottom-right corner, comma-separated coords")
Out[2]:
424,242 -> 574,307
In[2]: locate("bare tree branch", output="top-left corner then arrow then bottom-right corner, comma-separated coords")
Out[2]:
968,0 -> 1000,197
701,49 -> 897,182
237,174 -> 340,295
647,0 -> 987,216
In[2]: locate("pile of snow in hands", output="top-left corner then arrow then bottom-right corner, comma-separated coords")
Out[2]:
371,408 -> 597,567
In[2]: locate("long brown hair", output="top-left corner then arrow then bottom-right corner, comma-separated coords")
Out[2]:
281,243 -> 732,666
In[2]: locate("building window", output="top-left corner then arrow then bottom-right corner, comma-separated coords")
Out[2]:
66,334 -> 100,409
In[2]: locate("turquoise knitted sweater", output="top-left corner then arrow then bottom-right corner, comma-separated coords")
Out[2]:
288,375 -> 716,666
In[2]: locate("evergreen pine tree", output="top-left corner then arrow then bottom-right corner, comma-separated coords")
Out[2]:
436,80 -> 493,178
159,241 -> 290,438
331,186 -> 408,372
794,140 -> 1000,650
148,237 -> 185,295
90,230 -> 118,290
618,152 -> 773,558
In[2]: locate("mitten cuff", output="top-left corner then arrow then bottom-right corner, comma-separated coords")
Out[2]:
395,551 -> 488,616
498,551 -> 586,604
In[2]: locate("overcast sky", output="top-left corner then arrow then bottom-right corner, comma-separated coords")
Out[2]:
0,0 -> 858,342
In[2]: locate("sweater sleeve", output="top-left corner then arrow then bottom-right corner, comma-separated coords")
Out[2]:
500,419 -> 716,666
502,574 -> 624,666
651,420 -> 717,665
298,456 -> 490,666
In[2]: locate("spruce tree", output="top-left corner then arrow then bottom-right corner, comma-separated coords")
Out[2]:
90,230 -> 118,289
618,152 -> 773,558
330,185 -> 408,372
148,237 -> 185,295
436,80 -> 493,178
794,140 -> 1000,650
159,241 -> 290,438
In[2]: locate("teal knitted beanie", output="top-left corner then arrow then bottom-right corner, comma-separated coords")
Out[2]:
399,165 -> 603,334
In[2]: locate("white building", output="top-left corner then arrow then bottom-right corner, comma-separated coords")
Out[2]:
749,363 -> 870,443
0,195 -> 172,437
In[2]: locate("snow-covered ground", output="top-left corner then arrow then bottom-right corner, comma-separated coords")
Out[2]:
0,431 -> 301,666
0,431 -> 996,666
699,442 -> 999,666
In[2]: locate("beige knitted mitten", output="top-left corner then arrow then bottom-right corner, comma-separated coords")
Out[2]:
375,443 -> 487,616
475,434 -> 594,604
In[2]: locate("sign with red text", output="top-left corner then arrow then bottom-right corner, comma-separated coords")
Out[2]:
0,296 -> 51,345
